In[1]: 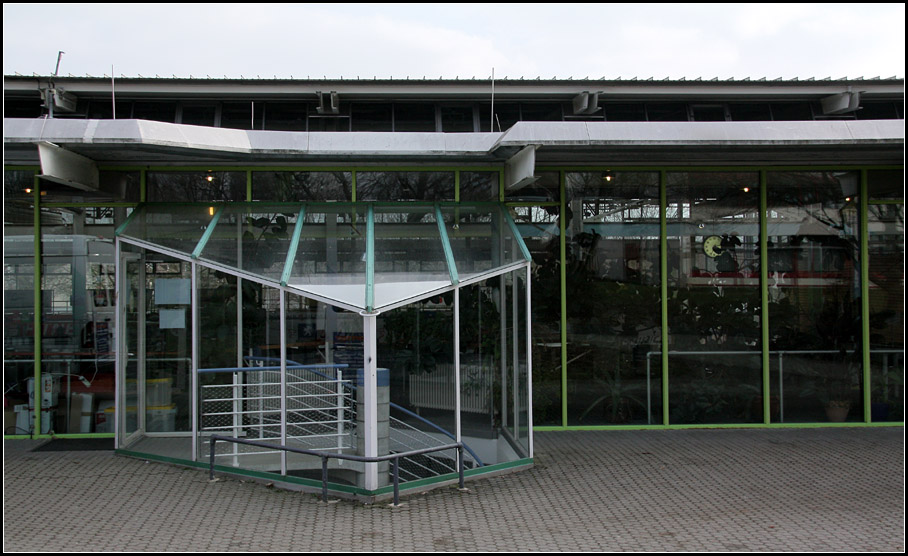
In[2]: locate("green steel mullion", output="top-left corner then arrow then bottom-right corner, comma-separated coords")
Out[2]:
33,175 -> 43,435
559,170 -> 568,427
246,170 -> 252,201
860,169 -> 871,423
760,171 -> 771,424
191,205 -> 225,259
435,205 -> 459,285
499,171 -> 505,202
352,170 -> 357,202
660,170 -> 669,426
140,169 -> 146,202
365,204 -> 374,312
280,205 -> 306,287
503,209 -> 532,262
454,171 -> 460,202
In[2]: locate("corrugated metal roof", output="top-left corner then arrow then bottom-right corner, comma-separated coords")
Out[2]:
7,73 -> 904,83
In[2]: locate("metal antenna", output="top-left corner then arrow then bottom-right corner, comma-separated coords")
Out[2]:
54,51 -> 65,77
490,67 -> 495,132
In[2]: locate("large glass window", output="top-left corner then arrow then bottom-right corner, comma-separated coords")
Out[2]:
666,172 -> 761,424
252,171 -> 352,202
566,172 -> 663,425
147,171 -> 247,202
39,205 -> 124,434
356,171 -> 454,201
867,170 -> 904,422
4,171 -> 37,434
511,204 -> 562,426
767,171 -> 862,423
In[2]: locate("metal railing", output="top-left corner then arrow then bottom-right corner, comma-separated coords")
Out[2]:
199,357 -> 484,482
208,434 -> 465,505
199,362 -> 354,459
243,357 -> 485,471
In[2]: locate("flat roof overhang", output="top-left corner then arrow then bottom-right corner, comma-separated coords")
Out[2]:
3,118 -> 904,167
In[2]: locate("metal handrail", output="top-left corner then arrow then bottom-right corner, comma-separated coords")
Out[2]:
208,434 -> 465,506
241,356 -> 486,466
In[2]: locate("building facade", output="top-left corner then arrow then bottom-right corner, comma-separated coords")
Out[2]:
4,75 -> 904,450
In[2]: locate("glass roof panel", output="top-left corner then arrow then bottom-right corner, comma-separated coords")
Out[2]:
285,205 -> 368,309
118,204 -> 215,253
197,204 -> 302,282
439,205 -> 525,282
372,205 -> 453,309
119,202 -> 531,312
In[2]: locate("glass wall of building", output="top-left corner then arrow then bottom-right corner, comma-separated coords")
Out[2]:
565,172 -> 663,425
867,170 -> 904,422
40,206 -> 122,434
4,170 -> 37,435
5,164 -> 904,443
766,171 -> 862,423
666,172 -> 762,424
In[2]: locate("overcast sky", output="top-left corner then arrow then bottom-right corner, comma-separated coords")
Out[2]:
3,3 -> 905,81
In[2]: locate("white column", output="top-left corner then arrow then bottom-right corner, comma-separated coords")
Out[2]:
362,314 -> 379,490
114,238 -> 122,449
190,262 -> 199,461
526,263 -> 534,458
454,288 -> 461,445
280,289 -> 287,475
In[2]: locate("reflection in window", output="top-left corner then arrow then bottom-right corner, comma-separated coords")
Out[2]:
867,203 -> 904,422
512,204 -> 562,425
147,171 -> 247,202
506,171 -> 560,203
565,172 -> 662,425
4,170 -> 37,433
357,172 -> 454,201
440,105 -> 475,132
459,172 -> 499,201
767,171 -> 862,423
252,171 -> 352,201
666,172 -> 761,424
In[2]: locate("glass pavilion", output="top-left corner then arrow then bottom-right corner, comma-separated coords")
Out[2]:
113,201 -> 532,499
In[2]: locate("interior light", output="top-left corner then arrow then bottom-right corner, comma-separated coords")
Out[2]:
208,206 -> 215,216
24,188 -> 32,194
742,187 -> 750,193
844,196 -> 852,202
604,171 -> 614,182
206,175 -> 214,182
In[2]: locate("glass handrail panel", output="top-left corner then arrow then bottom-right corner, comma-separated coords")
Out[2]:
372,205 -> 454,309
197,204 -> 302,282
285,205 -> 368,309
118,204 -> 216,255
439,205 -> 525,282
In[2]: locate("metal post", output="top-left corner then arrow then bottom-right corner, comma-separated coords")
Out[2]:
336,368 -> 343,452
209,437 -> 216,480
454,288 -> 461,450
778,352 -> 785,423
114,237 -> 122,448
280,289 -> 287,475
190,262 -> 199,461
362,314 -> 379,490
321,456 -> 329,502
392,458 -> 400,506
512,271 -> 519,437
526,262 -> 533,457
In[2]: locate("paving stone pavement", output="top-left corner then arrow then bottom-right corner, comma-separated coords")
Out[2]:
3,427 -> 904,552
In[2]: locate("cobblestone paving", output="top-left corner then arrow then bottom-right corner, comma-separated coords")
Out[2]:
4,428 -> 904,551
